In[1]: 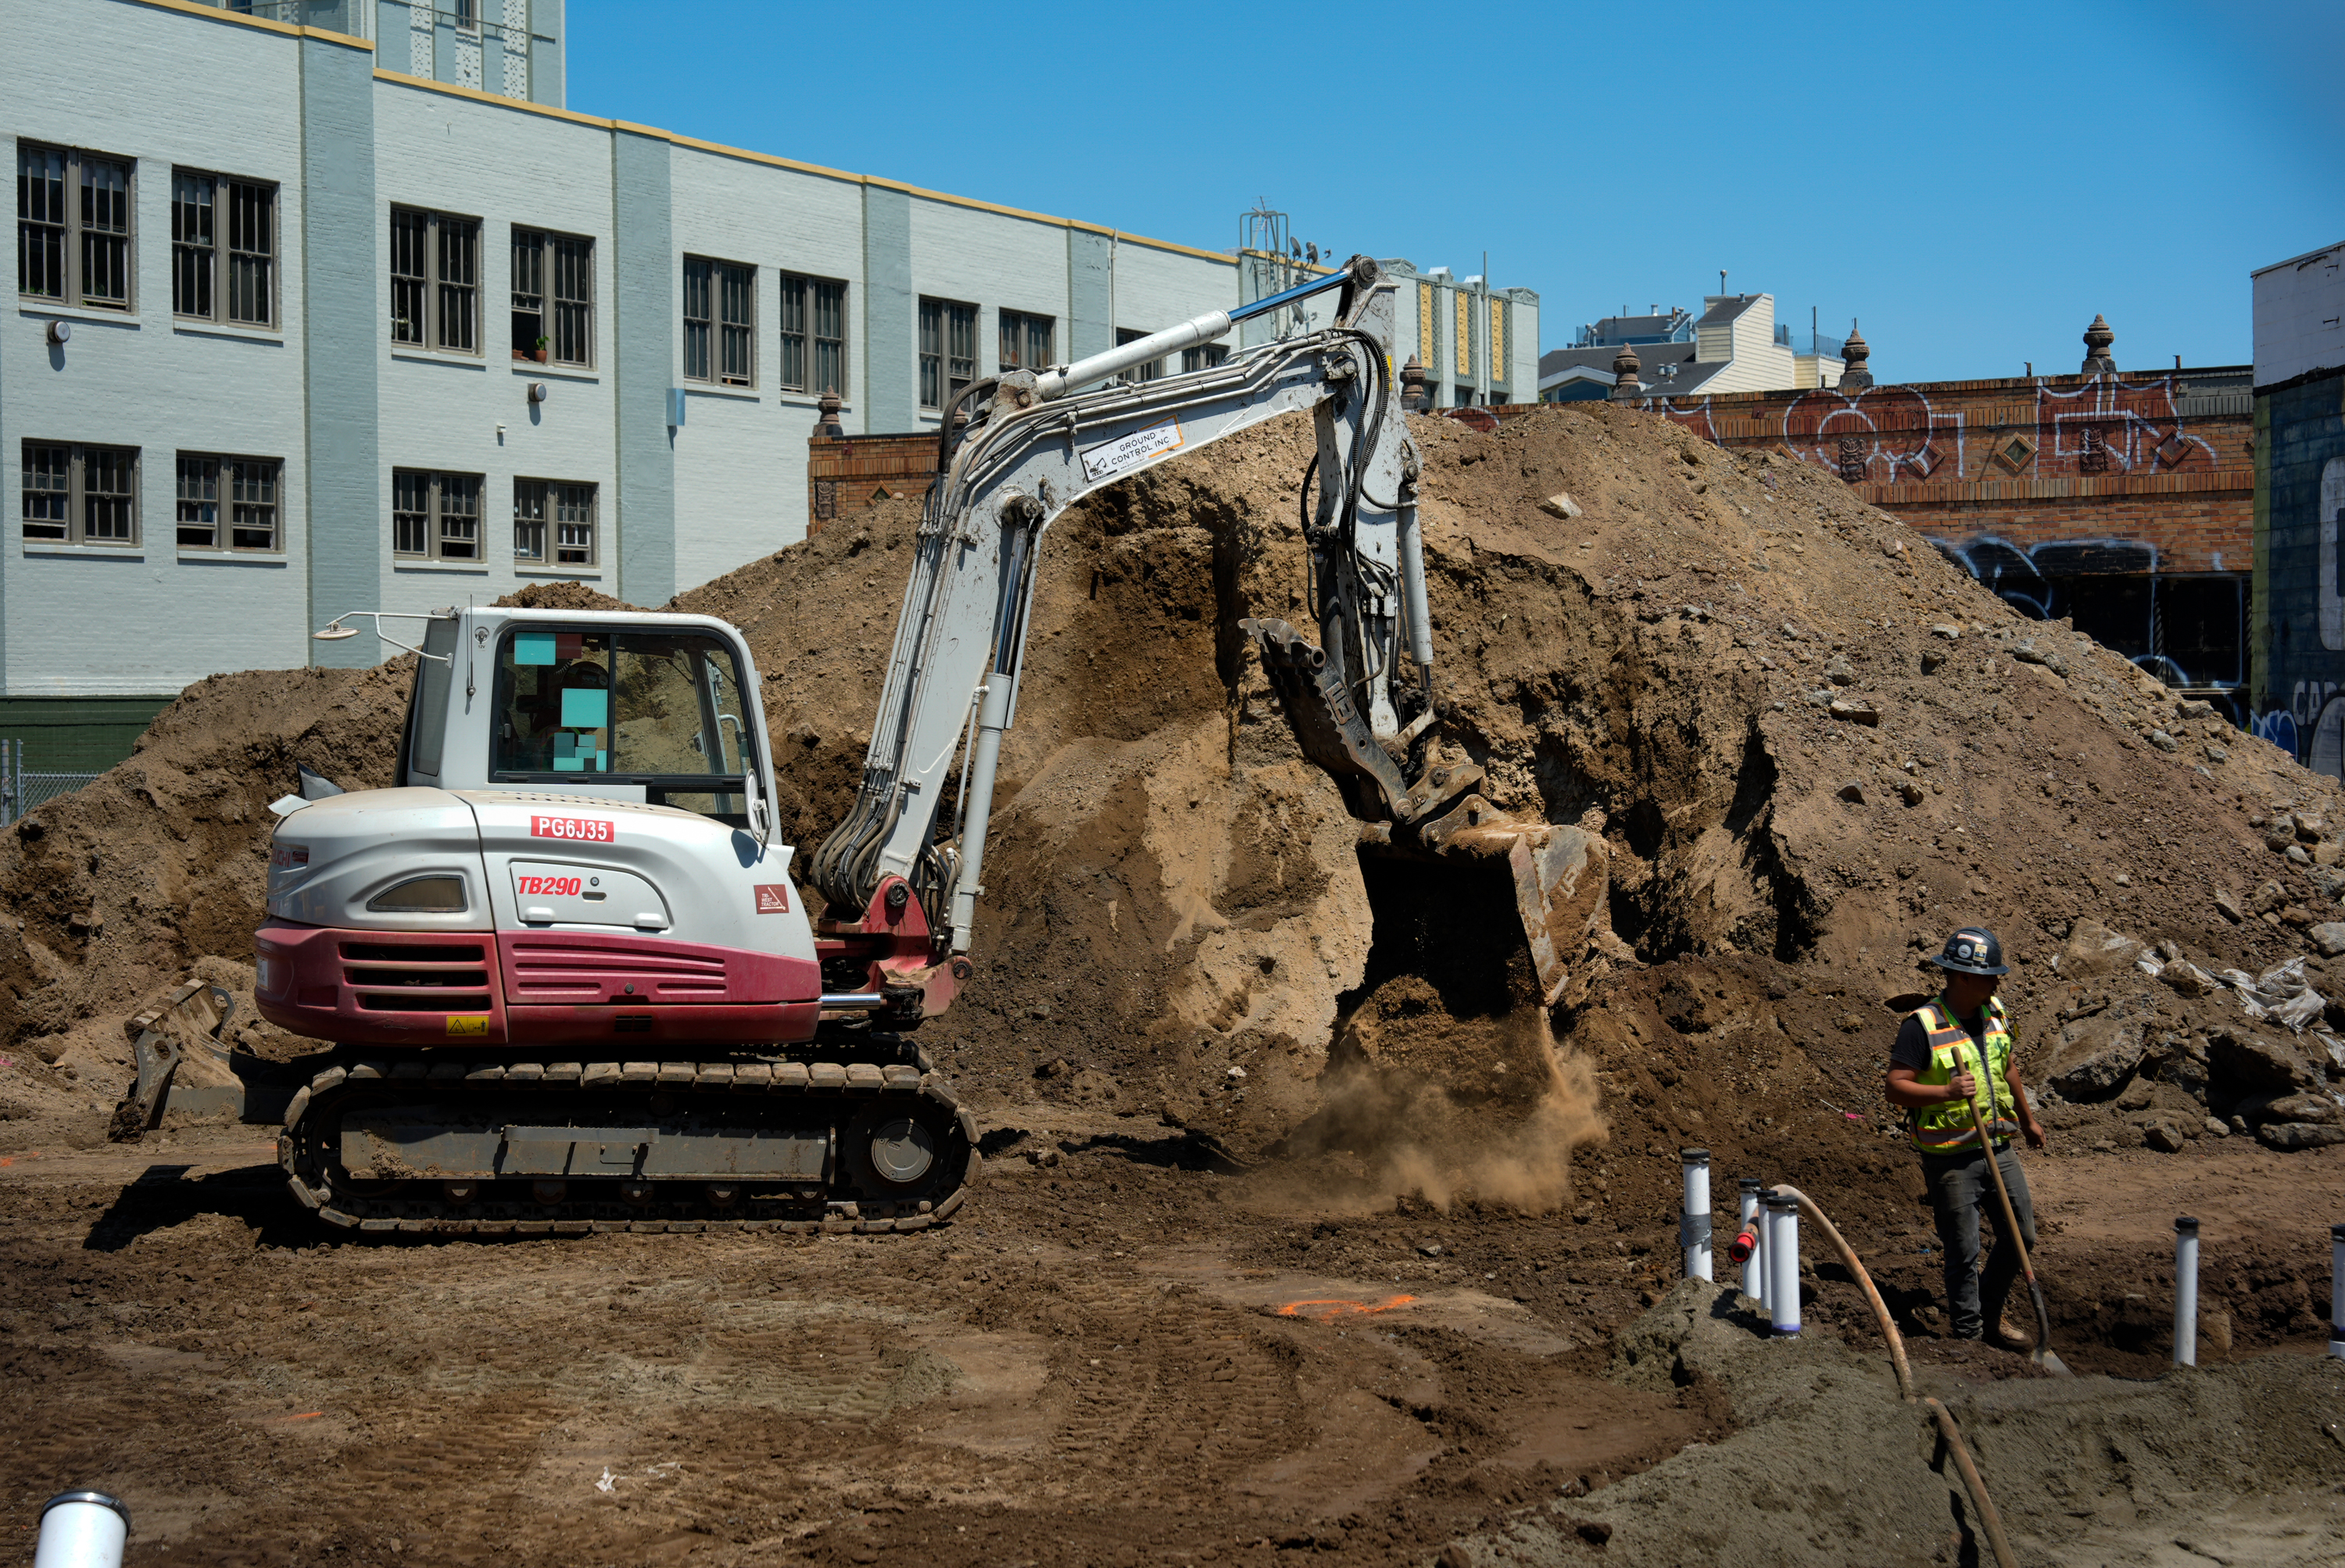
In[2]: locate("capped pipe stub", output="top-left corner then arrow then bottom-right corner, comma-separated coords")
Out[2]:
41,1491 -> 131,1529
1680,1147 -> 1710,1163
2331,1222 -> 2345,1242
1738,1176 -> 1763,1191
2175,1215 -> 2201,1234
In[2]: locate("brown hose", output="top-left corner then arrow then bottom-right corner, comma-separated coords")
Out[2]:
1770,1183 -> 1915,1402
1925,1397 -> 2019,1568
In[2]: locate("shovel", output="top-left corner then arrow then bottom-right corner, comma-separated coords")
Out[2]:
1969,1101 -> 2071,1376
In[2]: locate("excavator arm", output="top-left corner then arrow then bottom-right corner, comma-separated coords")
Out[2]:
811,256 -> 1605,1004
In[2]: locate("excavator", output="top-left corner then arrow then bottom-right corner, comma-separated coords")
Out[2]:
198,256 -> 1600,1235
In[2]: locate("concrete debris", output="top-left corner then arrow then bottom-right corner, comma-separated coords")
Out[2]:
2207,1026 -> 2318,1090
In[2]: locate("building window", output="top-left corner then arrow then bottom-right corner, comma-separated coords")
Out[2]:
998,309 -> 1054,374
20,442 -> 139,545
17,144 -> 134,311
683,256 -> 754,385
392,468 -> 484,560
174,454 -> 281,550
779,273 -> 847,396
1116,328 -> 1161,384
172,172 -> 276,327
918,297 -> 978,410
511,229 -> 593,365
453,0 -> 480,30
1180,342 -> 1230,373
514,479 -> 597,567
390,208 -> 480,353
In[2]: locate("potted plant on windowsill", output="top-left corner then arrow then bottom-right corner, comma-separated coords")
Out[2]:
533,335 -> 550,364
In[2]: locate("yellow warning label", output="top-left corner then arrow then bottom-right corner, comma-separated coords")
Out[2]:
445,1015 -> 490,1036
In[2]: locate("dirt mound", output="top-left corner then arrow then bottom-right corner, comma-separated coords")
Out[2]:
6,405 -> 2343,1231
1449,1279 -> 2345,1566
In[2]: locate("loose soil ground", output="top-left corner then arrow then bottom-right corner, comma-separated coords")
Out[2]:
4,403 -> 2344,1562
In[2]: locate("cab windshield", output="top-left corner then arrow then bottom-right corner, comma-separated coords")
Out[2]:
490,628 -> 754,822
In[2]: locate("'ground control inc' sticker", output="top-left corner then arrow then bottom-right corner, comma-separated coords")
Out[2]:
754,884 -> 791,914
1079,417 -> 1183,483
531,814 -> 614,843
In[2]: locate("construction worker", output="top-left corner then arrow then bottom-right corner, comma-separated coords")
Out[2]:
1884,927 -> 2049,1347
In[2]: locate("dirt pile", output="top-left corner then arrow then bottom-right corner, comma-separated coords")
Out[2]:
1447,1279 -> 2345,1566
5,405 -> 2344,1219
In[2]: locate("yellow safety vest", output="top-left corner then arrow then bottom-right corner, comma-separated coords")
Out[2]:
1908,994 -> 2017,1154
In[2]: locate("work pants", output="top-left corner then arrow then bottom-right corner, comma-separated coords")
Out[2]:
1917,1143 -> 2035,1339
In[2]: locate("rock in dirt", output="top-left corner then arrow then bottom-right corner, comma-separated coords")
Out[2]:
2148,730 -> 2180,754
1828,698 -> 1880,725
2143,1121 -> 2187,1153
2058,918 -> 2147,979
1538,492 -> 1583,520
1929,623 -> 1961,641
2214,887 -> 2245,923
2256,1121 -> 2345,1151
2207,1029 -> 2316,1092
1824,656 -> 1855,686
2045,993 -> 2154,1099
2310,922 -> 2345,958
2254,1090 -> 2343,1125
1836,782 -> 1867,804
2161,959 -> 2218,997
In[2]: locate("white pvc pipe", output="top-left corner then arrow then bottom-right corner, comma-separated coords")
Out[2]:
2173,1215 -> 2200,1367
1681,1147 -> 1713,1283
1738,1178 -> 1763,1301
36,1492 -> 128,1568
1767,1194 -> 1801,1336
1033,308 -> 1237,401
2329,1222 -> 2343,1360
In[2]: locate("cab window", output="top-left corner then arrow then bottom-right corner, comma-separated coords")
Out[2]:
492,628 -> 754,819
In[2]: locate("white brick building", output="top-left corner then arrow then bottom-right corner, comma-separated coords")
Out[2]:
3,0 -> 1536,766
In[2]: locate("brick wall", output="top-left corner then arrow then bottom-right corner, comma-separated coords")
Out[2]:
806,432 -> 940,532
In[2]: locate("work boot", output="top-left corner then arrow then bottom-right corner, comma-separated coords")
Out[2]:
1986,1305 -> 2034,1352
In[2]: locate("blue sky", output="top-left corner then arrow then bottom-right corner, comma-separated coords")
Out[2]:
571,0 -> 2343,382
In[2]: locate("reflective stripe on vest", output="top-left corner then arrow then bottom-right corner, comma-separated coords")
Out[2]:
1909,994 -> 2017,1154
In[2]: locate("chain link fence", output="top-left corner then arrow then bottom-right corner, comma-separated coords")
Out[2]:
1,739 -> 102,828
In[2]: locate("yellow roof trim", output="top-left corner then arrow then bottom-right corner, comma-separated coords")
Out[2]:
371,70 -> 1233,267
129,0 -> 371,48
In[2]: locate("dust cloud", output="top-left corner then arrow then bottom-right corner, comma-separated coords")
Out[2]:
1248,1003 -> 1609,1215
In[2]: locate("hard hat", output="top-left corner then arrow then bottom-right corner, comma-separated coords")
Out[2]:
1927,927 -> 2007,976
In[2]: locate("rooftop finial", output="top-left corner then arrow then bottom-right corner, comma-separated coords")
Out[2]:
1609,342 -> 1642,403
2081,313 -> 2116,375
814,388 -> 844,438
1839,319 -> 1873,391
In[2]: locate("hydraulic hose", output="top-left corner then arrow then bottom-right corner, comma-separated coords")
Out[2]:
1925,1398 -> 2019,1568
1768,1183 -> 1914,1402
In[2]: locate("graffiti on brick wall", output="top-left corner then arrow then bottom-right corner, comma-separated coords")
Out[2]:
2031,377 -> 2214,475
1781,386 -> 1965,482
1646,373 -> 2222,486
1930,532 -> 2247,705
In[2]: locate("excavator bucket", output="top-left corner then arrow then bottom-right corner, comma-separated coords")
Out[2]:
1413,796 -> 1613,1008
1244,621 -> 1616,1005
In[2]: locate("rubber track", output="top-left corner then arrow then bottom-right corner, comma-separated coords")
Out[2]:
277,1054 -> 980,1237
